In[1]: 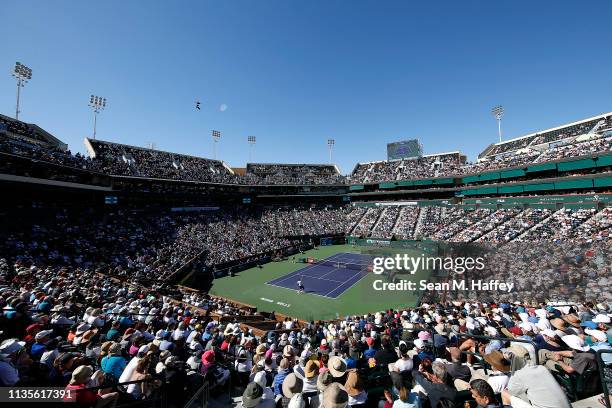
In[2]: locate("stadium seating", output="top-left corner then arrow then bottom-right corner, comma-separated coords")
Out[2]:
244,163 -> 344,185
1,112 -> 612,408
88,139 -> 234,183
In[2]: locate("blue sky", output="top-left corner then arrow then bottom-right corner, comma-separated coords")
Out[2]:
1,1 -> 611,174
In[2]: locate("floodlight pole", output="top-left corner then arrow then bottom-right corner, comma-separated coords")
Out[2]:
88,95 -> 107,140
12,62 -> 32,120
492,105 -> 504,143
93,110 -> 98,139
248,135 -> 256,162
212,130 -> 221,159
327,138 -> 335,164
15,79 -> 22,120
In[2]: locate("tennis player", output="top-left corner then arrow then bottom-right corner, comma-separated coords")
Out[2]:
297,276 -> 305,293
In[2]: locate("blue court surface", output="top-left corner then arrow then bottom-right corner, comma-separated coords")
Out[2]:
266,252 -> 375,299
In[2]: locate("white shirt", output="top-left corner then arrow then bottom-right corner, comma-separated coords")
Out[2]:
119,356 -> 140,384
394,358 -> 413,372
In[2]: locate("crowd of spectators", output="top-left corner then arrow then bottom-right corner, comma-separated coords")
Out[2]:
459,239 -> 611,304
349,205 -> 611,244
0,206 -> 352,285
533,136 -> 612,163
0,134 -> 95,171
449,209 -> 521,243
351,153 -> 464,184
515,208 -> 598,242
0,114 -> 60,146
430,209 -> 494,241
391,207 -> 421,240
485,114 -> 612,157
351,208 -> 384,237
476,209 -> 553,244
243,164 -> 345,185
349,135 -> 612,185
89,140 -> 234,183
371,208 -> 401,239
2,254 -> 610,408
2,115 -> 611,188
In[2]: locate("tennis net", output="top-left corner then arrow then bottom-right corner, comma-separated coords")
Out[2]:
307,257 -> 371,271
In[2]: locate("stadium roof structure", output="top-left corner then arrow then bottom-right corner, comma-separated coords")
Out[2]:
246,162 -> 341,174
0,113 -> 67,151
478,111 -> 612,159
83,137 -> 235,174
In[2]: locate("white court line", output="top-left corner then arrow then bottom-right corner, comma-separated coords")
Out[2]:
267,262 -> 322,285
319,266 -> 348,280
267,252 -> 372,299
264,282 -> 338,300
323,270 -> 370,297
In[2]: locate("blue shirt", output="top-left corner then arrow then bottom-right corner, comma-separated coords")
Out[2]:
30,343 -> 47,360
101,355 -> 127,380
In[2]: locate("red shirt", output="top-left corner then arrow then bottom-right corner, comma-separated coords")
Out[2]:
64,384 -> 99,406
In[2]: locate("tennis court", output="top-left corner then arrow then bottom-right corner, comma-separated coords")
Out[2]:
266,252 -> 375,299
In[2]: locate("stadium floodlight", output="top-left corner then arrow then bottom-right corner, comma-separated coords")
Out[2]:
12,62 -> 33,120
491,105 -> 504,143
88,95 -> 107,140
248,135 -> 256,162
212,130 -> 221,159
327,138 -> 335,163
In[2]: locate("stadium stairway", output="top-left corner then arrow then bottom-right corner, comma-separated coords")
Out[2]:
371,206 -> 400,238
369,207 -> 387,235
511,209 -> 557,242
450,208 -> 521,242
392,206 -> 420,239
413,206 -> 429,238
347,207 -> 367,235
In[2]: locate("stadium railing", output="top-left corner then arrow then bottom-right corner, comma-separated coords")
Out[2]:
182,381 -> 210,408
67,377 -> 168,408
596,349 -> 612,408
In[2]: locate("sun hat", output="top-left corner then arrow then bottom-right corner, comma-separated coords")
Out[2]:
322,383 -> 349,408
75,323 -> 91,335
585,329 -> 607,342
550,318 -> 567,331
242,382 -> 263,408
70,365 -> 93,385
282,373 -> 303,398
283,345 -> 294,358
562,335 -> 590,351
35,329 -> 54,342
592,314 -> 611,324
288,393 -> 306,408
304,360 -> 320,378
328,356 -> 347,378
484,350 -> 511,372
561,314 -> 581,328
253,371 -> 267,389
317,370 -> 333,392
344,370 -> 363,397
0,339 -> 26,355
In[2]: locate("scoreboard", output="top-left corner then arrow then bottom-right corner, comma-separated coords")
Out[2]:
387,139 -> 422,160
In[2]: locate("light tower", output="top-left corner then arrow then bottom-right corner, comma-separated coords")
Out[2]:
491,105 -> 504,143
248,135 -> 256,162
88,95 -> 107,139
12,62 -> 32,120
212,130 -> 221,159
327,138 -> 335,163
